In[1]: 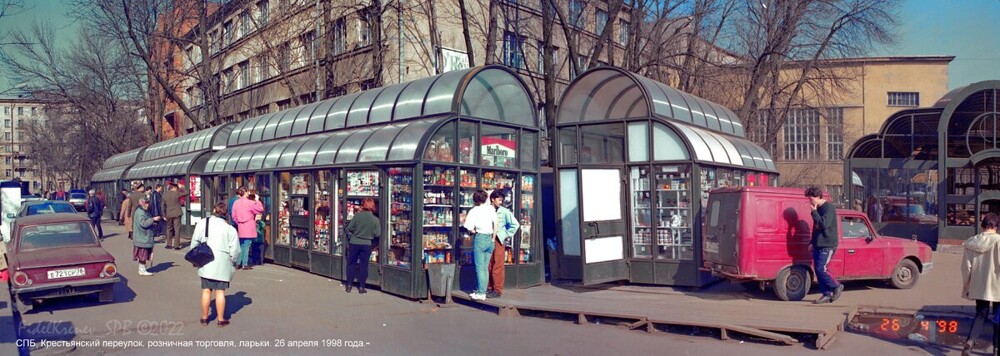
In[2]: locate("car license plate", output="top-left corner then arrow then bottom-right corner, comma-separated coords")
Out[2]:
48,268 -> 85,279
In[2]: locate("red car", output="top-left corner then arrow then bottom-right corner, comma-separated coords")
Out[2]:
5,213 -> 118,311
702,187 -> 933,301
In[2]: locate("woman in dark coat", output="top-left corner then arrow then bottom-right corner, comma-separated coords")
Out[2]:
344,198 -> 380,294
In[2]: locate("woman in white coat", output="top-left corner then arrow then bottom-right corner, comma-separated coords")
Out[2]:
190,202 -> 241,327
961,212 -> 1000,355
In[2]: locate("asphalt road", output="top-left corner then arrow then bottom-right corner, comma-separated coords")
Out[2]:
12,219 -> 950,355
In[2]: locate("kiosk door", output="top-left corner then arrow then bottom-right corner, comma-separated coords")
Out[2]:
579,168 -> 629,285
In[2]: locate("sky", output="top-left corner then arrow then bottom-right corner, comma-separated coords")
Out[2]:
0,0 -> 997,93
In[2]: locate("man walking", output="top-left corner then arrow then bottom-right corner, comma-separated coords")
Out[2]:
806,186 -> 844,304
162,182 -> 189,250
86,189 -> 105,239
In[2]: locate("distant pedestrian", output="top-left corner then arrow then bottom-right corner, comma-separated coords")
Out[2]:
462,189 -> 497,301
960,213 -> 1000,355
126,185 -> 146,240
118,188 -> 129,225
806,186 -> 843,304
232,189 -> 264,270
344,198 -> 380,294
487,190 -> 519,299
162,182 -> 189,250
191,202 -> 240,328
150,184 -> 165,237
132,197 -> 161,276
86,189 -> 105,239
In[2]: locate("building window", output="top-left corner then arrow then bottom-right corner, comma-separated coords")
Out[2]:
888,92 -> 919,107
4,133 -> 10,140
502,32 -> 524,69
256,105 -> 269,116
257,1 -> 269,26
358,10 -> 372,48
2,107 -> 6,115
570,53 -> 587,78
3,119 -> 8,128
30,107 -> 35,115
596,9 -> 608,34
277,42 -> 291,71
782,108 -> 820,160
277,99 -> 292,111
4,170 -> 9,178
300,31 -> 316,65
238,61 -> 250,90
568,0 -> 584,28
826,107 -> 844,160
256,55 -> 269,82
331,17 -> 346,55
619,20 -> 629,44
537,41 -> 546,74
223,21 -> 233,47
17,107 -> 22,116
240,10 -> 251,37
3,157 -> 8,164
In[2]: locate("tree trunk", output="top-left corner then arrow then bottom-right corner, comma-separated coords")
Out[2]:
457,0 -> 475,66
484,0 -> 498,64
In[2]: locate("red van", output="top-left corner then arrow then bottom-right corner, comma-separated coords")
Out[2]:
702,187 -> 933,301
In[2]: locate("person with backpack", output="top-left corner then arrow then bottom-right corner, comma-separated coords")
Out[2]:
86,189 -> 105,239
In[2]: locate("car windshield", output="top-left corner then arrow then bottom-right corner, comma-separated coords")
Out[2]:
904,205 -> 926,215
25,203 -> 77,215
70,193 -> 87,200
18,222 -> 98,251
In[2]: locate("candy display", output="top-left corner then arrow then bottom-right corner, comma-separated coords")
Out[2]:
388,168 -> 412,269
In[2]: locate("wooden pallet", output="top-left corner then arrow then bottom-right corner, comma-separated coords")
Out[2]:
452,284 -> 851,349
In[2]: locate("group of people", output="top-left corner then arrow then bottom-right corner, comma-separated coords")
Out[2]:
463,189 -> 520,301
118,182 -> 188,276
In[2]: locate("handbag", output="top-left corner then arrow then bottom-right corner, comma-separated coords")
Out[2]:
185,218 -> 216,268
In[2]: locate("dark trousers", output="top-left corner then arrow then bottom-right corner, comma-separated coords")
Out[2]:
346,243 -> 373,288
812,247 -> 839,296
90,216 -> 104,239
966,299 -> 1000,349
488,240 -> 506,294
165,217 -> 181,247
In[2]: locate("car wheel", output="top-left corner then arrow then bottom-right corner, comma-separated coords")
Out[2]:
774,265 -> 811,301
890,259 -> 920,289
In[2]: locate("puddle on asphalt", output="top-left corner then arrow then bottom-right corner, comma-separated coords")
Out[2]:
848,311 -> 992,352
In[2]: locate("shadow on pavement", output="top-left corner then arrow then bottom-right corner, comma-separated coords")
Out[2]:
23,275 -> 137,315
226,291 -> 252,318
147,262 -> 176,273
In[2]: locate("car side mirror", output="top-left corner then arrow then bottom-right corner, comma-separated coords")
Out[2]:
4,213 -> 12,219
865,235 -> 875,243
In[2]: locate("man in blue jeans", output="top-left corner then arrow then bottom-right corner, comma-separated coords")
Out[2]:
806,186 -> 844,304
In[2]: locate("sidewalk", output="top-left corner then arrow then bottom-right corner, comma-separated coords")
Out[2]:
0,281 -> 20,355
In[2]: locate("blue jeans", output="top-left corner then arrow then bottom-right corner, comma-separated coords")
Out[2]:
812,247 -> 839,296
238,239 -> 253,267
473,233 -> 495,294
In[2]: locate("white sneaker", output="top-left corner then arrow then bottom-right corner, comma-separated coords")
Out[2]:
138,266 -> 154,276
470,292 -> 486,301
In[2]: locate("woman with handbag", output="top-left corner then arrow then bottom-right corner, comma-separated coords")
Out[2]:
190,202 -> 241,327
961,212 -> 1000,355
345,198 -> 380,294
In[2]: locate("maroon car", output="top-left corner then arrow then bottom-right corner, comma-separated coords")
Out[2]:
5,213 -> 118,311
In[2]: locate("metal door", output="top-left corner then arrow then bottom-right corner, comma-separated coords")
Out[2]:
579,168 -> 629,285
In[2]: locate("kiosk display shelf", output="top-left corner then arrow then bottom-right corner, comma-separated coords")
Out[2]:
346,170 -> 380,262
519,175 -> 535,263
630,166 -> 653,258
423,167 -> 455,265
290,173 -> 311,250
655,165 -> 692,261
458,169 -> 478,265
276,174 -> 291,246
388,168 -> 413,269
313,171 -> 335,254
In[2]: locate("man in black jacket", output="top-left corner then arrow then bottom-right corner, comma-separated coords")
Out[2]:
806,186 -> 844,304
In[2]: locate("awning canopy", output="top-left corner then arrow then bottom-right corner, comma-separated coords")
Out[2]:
141,123 -> 234,161
91,165 -> 131,183
225,65 -> 536,147
557,67 -> 744,136
102,147 -> 145,169
203,118 -> 441,174
667,121 -> 776,171
124,151 -> 210,180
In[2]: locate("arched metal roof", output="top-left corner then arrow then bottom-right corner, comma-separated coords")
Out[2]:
91,165 -> 131,182
660,121 -> 775,171
141,123 -> 234,161
124,151 -> 212,180
102,147 -> 145,169
556,67 -> 744,136
224,65 -> 536,147
203,118 -> 442,174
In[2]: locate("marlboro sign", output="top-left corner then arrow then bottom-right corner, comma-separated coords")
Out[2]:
481,137 -> 516,168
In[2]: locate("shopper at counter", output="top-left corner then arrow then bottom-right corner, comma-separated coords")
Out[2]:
232,189 -> 264,270
345,198 -> 381,294
462,189 -> 497,301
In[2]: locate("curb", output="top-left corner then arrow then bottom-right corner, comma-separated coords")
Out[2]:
1,283 -> 22,355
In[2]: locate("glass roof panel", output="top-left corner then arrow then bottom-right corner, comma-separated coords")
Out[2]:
635,76 -> 674,120
275,105 -> 306,139
689,126 -> 729,164
291,102 -> 322,136
336,128 -> 375,163
314,131 -> 351,165
359,123 -> 405,162
306,98 -> 337,134
209,149 -> 237,173
728,139 -> 757,169
671,124 -> 712,162
678,91 -> 708,128
651,122 -> 689,161
262,109 -> 288,141
694,96 -> 723,131
295,135 -> 329,167
223,146 -> 247,172
369,82 -> 409,124
393,75 -> 438,121
235,145 -> 255,171
325,93 -> 360,131
556,69 -> 618,123
262,141 -> 288,169
236,116 -> 258,145
277,136 -> 311,168
389,119 -> 437,161
346,89 -> 381,127
249,113 -> 274,143
608,88 -> 644,119
247,142 -> 275,170
424,69 -> 468,116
